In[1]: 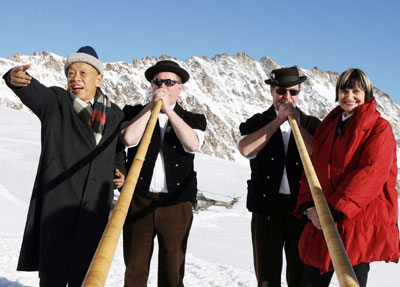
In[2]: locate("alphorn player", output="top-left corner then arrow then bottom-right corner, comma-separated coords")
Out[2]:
238,66 -> 320,287
295,68 -> 400,287
120,60 -> 206,286
2,46 -> 126,287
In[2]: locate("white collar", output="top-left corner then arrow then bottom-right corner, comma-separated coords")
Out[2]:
342,112 -> 353,121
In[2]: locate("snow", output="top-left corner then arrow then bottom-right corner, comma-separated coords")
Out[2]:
0,106 -> 399,286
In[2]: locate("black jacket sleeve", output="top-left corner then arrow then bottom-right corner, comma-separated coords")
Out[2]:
3,69 -> 62,121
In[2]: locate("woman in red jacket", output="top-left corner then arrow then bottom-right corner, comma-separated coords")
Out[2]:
295,68 -> 399,287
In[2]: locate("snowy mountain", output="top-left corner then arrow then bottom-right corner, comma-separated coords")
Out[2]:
1,51 -> 400,160
0,51 -> 399,286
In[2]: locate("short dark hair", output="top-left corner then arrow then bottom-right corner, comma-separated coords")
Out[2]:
335,68 -> 373,102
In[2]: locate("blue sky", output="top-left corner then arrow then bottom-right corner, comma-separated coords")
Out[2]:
1,0 -> 399,104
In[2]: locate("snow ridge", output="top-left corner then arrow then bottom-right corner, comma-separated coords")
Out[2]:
1,51 -> 399,171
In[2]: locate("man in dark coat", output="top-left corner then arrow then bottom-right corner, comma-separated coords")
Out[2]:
2,46 -> 126,287
120,60 -> 206,286
238,67 -> 320,287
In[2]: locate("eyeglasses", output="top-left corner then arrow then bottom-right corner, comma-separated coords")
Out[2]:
275,88 -> 301,96
152,78 -> 180,87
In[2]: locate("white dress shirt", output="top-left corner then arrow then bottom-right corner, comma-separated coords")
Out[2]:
278,118 -> 291,195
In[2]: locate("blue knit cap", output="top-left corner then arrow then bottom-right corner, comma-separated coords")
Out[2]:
64,46 -> 104,75
77,46 -> 98,58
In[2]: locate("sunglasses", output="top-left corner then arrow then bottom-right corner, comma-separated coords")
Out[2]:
275,88 -> 301,96
152,78 -> 180,87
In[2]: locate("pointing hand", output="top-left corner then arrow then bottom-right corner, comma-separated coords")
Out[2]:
10,65 -> 32,87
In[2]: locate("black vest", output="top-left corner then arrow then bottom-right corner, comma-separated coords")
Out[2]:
239,105 -> 320,214
124,104 -> 207,204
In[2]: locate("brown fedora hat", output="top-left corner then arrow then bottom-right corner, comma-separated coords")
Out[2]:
265,66 -> 307,87
145,60 -> 190,83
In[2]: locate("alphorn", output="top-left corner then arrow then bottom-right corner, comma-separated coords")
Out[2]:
288,114 -> 359,287
82,100 -> 163,287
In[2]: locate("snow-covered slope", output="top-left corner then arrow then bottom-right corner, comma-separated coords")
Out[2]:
0,106 -> 399,287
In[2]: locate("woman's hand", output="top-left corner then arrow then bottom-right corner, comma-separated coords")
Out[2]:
307,207 -> 322,230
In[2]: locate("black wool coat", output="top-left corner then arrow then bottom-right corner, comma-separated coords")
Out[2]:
239,105 -> 320,214
3,71 -> 126,286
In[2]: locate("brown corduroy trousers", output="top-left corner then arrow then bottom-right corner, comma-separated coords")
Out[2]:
123,193 -> 193,287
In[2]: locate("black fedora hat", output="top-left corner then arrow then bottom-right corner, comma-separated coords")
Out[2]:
145,60 -> 190,83
264,66 -> 307,87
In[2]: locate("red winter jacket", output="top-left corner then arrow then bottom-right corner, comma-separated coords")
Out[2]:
295,98 -> 399,273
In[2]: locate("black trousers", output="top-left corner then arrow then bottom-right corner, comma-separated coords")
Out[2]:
301,263 -> 370,287
251,195 -> 305,287
39,279 -> 67,287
